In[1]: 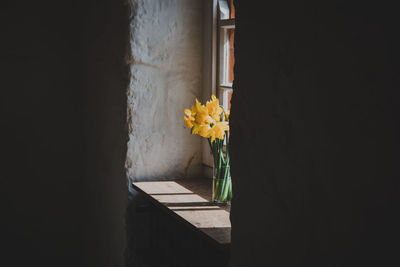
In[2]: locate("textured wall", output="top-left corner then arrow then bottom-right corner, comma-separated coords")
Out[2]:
230,1 -> 400,266
127,0 -> 204,181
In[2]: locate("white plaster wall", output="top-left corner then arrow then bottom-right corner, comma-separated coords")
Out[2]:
127,0 -> 204,180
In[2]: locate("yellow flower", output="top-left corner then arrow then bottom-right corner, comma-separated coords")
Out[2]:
195,98 -> 213,125
208,121 -> 229,142
191,121 -> 210,137
206,95 -> 223,122
184,95 -> 229,141
224,110 -> 230,121
198,124 -> 211,138
185,105 -> 197,117
184,116 -> 194,128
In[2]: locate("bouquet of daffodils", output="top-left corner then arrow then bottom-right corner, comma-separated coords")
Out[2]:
184,95 -> 232,204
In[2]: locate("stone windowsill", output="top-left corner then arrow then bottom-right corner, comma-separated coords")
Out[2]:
132,178 -> 231,251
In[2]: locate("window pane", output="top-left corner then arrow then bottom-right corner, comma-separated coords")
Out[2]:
220,87 -> 233,112
228,28 -> 235,84
219,0 -> 235,20
219,0 -> 229,19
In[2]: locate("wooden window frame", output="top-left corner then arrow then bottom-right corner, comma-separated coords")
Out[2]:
217,0 -> 235,113
202,0 -> 235,173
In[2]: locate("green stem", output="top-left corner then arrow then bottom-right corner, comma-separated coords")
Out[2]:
212,132 -> 232,203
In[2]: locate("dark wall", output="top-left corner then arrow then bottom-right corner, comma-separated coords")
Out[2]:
81,0 -> 130,266
230,1 -> 400,266
1,0 -> 129,266
1,1 -> 85,266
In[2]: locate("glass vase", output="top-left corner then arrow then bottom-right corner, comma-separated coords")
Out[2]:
212,164 -> 232,205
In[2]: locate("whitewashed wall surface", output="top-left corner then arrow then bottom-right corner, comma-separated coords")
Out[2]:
126,0 -> 204,181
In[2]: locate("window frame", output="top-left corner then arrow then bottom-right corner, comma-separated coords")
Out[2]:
217,0 -> 235,113
202,0 -> 235,173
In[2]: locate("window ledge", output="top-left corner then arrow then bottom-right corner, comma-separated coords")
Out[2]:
132,178 -> 231,251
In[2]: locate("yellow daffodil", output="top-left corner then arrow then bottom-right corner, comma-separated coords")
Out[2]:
208,121 -> 229,142
195,110 -> 212,125
224,109 -> 230,121
183,95 -> 232,203
191,122 -> 210,138
198,124 -> 211,138
194,98 -> 213,125
184,95 -> 229,141
206,95 -> 224,122
185,105 -> 197,117
184,116 -> 194,128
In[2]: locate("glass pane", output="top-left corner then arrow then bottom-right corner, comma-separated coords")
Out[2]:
220,87 -> 233,112
219,0 -> 229,19
219,0 -> 235,20
227,29 -> 235,84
